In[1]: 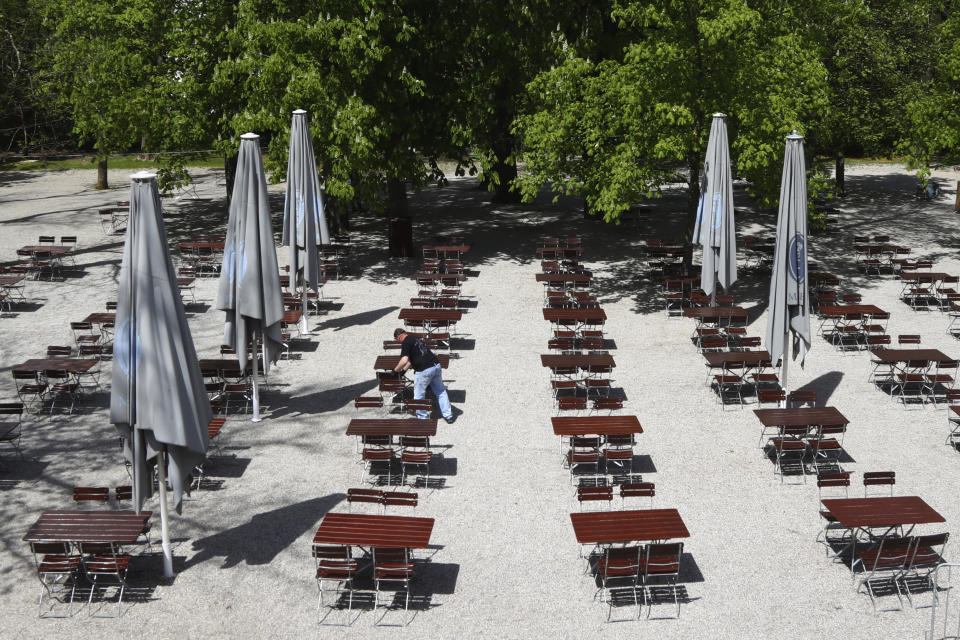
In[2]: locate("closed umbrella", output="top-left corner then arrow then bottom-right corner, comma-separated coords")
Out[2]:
765,132 -> 812,398
692,113 -> 737,303
216,133 -> 284,422
111,171 -> 211,579
281,109 -> 328,333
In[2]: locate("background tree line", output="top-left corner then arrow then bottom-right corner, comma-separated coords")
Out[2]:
1,0 -> 957,234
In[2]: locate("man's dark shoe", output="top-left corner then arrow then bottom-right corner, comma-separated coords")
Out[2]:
444,415 -> 456,424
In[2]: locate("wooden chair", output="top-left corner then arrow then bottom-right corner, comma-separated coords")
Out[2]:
44,370 -> 80,414
757,388 -> 786,406
31,542 -> 82,617
313,544 -> 358,624
372,547 -> 414,626
902,532 -> 950,608
113,487 -> 153,549
0,402 -> 24,458
382,491 -> 418,510
853,536 -> 913,612
641,543 -> 684,619
815,472 -> 851,553
788,389 -> 817,407
863,471 -> 895,497
346,487 -> 384,512
576,485 -> 613,510
13,370 -> 47,413
399,436 -> 432,486
79,542 -> 131,617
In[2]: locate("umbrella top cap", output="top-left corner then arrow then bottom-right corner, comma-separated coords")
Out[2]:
131,171 -> 156,182
712,112 -> 726,119
292,109 -> 307,115
787,131 -> 804,141
241,132 -> 260,140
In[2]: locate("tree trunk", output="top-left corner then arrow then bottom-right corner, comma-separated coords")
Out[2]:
96,156 -> 108,190
490,135 -> 520,203
835,154 -> 845,197
387,178 -> 408,216
683,160 -> 701,274
224,152 -> 238,201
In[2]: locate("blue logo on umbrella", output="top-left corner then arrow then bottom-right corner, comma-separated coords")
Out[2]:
114,318 -> 141,376
788,235 -> 805,283
223,241 -> 247,285
711,193 -> 723,230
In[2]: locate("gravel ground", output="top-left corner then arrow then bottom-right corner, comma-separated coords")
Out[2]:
0,162 -> 959,639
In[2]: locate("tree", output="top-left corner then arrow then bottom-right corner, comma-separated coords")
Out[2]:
514,0 -> 829,249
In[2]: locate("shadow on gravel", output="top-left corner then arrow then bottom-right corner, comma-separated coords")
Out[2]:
268,380 -> 378,419
316,306 -> 399,332
795,371 -> 845,406
185,493 -> 345,569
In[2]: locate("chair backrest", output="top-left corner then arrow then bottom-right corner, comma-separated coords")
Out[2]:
71,322 -> 93,331
841,293 -> 862,303
570,436 -> 600,449
557,397 -> 587,411
757,389 -> 786,404
78,345 -> 104,358
60,236 -> 77,245
0,402 -> 24,417
31,541 -> 72,556
604,433 -> 634,447
817,471 -> 850,488
313,545 -> 352,561
115,485 -> 133,502
908,532 -> 950,570
788,390 -> 817,406
44,369 -> 70,382
46,345 -> 73,358
399,435 -> 429,449
347,488 -> 383,504
866,335 -> 891,348
73,486 -> 109,502
577,485 -> 613,502
12,370 -> 39,382
620,482 -> 655,499
863,471 -> 895,496
382,491 -> 418,508
592,397 -> 623,412
644,543 -> 683,575
818,423 -> 846,437
38,235 -> 55,244
898,334 -> 921,345
865,536 -> 913,573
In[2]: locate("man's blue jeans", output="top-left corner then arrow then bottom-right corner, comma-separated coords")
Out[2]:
413,363 -> 453,420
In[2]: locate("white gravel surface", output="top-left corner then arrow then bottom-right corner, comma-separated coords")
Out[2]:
0,162 -> 959,638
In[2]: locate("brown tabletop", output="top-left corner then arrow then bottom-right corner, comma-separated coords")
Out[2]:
552,416 -> 643,436
83,312 -> 116,324
571,509 -> 690,545
541,354 -> 615,369
809,271 -> 840,284
0,275 -> 24,287
753,406 -> 849,427
870,348 -> 953,364
179,241 -> 225,251
13,358 -> 97,374
817,304 -> 885,317
536,273 -> 592,284
375,355 -> 450,370
177,277 -> 195,287
820,496 -> 945,529
704,350 -> 771,367
398,308 -> 463,322
861,244 -> 909,254
683,306 -> 748,321
537,246 -> 585,257
644,246 -> 686,256
23,509 -> 153,544
422,244 -> 470,255
198,358 -> 253,376
19,245 -> 72,255
900,272 -> 953,283
410,273 -> 467,282
542,308 -> 607,322
313,512 -> 434,549
346,418 -> 438,437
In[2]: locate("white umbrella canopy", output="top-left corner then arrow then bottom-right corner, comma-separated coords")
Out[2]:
111,171 -> 211,579
216,133 -> 285,422
692,113 -> 737,301
765,132 -> 812,395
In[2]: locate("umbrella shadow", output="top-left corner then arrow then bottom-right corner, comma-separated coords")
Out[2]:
315,306 -> 399,332
185,493 -> 345,570
793,371 -> 844,406
269,379 -> 378,419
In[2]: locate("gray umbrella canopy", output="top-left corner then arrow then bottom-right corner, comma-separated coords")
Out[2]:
216,133 -> 285,374
110,172 -> 210,514
281,109 -> 328,295
692,113 -> 737,297
765,132 -> 812,379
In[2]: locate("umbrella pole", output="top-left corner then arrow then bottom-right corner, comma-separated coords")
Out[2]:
251,337 -> 262,422
780,334 -> 791,408
300,280 -> 312,335
156,450 -> 175,579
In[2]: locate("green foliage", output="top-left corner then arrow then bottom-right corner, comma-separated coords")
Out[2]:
156,155 -> 192,195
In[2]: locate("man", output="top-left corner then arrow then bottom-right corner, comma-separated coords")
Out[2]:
392,328 -> 455,423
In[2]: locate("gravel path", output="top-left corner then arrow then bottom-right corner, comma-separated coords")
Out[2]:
0,162 -> 958,638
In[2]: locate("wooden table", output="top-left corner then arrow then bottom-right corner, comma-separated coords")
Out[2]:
571,509 -> 689,545
313,512 -> 434,548
346,419 -> 438,437
198,358 -> 253,377
398,308 -> 463,322
375,354 -> 450,370
542,308 -> 607,323
13,358 -> 98,374
541,354 -> 615,369
753,406 -> 849,427
179,241 -> 225,251
820,496 -> 945,529
684,306 -> 748,323
809,272 -> 840,287
644,246 -> 686,257
23,509 -> 153,544
818,304 -> 885,317
83,312 -> 116,325
19,245 -> 72,256
411,272 -> 466,282
552,415 -> 643,436
704,350 -> 772,367
900,272 -> 953,283
870,348 -> 954,365
536,246 -> 584,257
536,273 -> 592,285
422,244 -> 470,257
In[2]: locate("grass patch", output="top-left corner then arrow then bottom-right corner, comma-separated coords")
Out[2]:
0,153 -> 224,172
